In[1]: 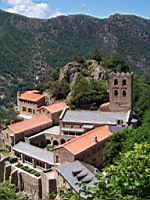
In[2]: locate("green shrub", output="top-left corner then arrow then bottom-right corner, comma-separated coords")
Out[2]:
7,157 -> 18,164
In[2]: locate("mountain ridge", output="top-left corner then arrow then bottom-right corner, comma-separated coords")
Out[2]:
0,10 -> 149,105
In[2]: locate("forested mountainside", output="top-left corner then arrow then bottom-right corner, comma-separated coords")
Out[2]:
0,9 -> 150,105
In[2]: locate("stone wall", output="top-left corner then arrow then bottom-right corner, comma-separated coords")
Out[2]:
0,160 -> 57,200
3,128 -> 14,150
51,111 -> 62,125
0,157 -> 5,182
56,171 -> 74,192
0,137 -> 4,149
53,148 -> 74,164
4,164 -> 11,181
75,141 -> 105,167
17,99 -> 38,117
4,164 -> 42,200
41,170 -> 57,199
17,170 -> 42,200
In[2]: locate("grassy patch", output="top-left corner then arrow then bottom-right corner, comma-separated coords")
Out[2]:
15,162 -> 41,177
0,149 -> 11,157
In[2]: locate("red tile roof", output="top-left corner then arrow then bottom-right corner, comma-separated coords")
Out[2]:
18,91 -> 45,102
55,125 -> 112,155
39,101 -> 68,114
8,114 -> 52,135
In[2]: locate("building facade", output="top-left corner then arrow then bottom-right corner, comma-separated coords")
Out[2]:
53,126 -> 112,168
108,72 -> 133,112
2,114 -> 53,151
59,109 -> 131,135
17,91 -> 46,118
38,101 -> 68,125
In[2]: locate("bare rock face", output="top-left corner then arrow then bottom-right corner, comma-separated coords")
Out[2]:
89,60 -> 107,80
59,60 -> 107,85
59,61 -> 80,85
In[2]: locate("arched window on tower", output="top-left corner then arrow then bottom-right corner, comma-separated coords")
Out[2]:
122,79 -> 127,86
122,90 -> 126,97
114,79 -> 118,86
114,90 -> 118,96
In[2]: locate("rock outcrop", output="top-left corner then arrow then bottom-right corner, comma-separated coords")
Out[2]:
59,60 -> 107,85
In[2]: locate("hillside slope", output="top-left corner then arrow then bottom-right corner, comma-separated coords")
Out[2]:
0,10 -> 149,105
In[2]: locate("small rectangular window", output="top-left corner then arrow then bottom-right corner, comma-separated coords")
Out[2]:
56,155 -> 59,163
92,149 -> 96,155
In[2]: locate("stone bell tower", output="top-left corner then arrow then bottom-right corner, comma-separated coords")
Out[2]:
108,72 -> 133,112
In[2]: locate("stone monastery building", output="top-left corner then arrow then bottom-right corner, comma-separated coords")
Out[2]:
0,72 -> 134,200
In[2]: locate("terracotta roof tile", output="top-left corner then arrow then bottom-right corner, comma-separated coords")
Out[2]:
39,101 -> 67,114
8,114 -> 52,135
18,91 -> 45,102
56,126 -> 112,155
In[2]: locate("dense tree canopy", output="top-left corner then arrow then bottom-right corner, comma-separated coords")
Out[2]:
59,187 -> 79,200
85,144 -> 150,200
105,54 -> 130,73
49,80 -> 70,100
70,74 -> 108,110
0,107 -> 20,131
90,49 -> 102,63
0,182 -> 24,200
132,75 -> 150,117
36,80 -> 70,101
104,110 -> 150,165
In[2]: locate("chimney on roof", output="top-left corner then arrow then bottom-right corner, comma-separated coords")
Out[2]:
94,136 -> 98,143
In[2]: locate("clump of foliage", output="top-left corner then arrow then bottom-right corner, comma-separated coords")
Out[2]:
90,49 -> 102,63
43,192 -> 57,200
6,157 -> 18,164
105,54 -> 130,72
0,106 -> 20,130
70,74 -> 108,110
36,80 -> 70,100
59,187 -> 79,200
49,80 -> 70,100
46,144 -> 54,151
132,75 -> 150,117
0,181 -> 25,200
74,56 -> 86,64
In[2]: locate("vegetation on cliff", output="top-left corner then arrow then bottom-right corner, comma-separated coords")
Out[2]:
69,74 -> 108,110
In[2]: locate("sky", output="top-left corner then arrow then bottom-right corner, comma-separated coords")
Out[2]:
0,0 -> 149,19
